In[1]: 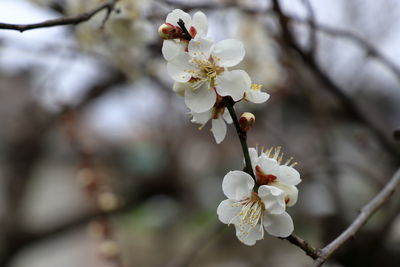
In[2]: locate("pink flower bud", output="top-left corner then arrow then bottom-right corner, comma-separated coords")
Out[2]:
239,112 -> 255,132
158,23 -> 182,39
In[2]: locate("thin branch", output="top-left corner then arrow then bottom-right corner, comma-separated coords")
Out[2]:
0,0 -> 119,32
284,234 -> 320,259
313,168 -> 400,267
271,0 -> 400,161
301,0 -> 318,55
289,15 -> 400,83
224,98 -> 255,178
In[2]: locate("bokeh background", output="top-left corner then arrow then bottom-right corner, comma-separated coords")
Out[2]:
1,0 -> 400,266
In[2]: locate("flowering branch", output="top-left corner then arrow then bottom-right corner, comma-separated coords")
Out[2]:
224,97 -> 255,178
224,93 -> 320,258
0,0 -> 119,32
313,168 -> 400,267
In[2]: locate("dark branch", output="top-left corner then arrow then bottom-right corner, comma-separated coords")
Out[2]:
224,98 -> 255,178
0,0 -> 119,32
285,234 -> 320,259
289,15 -> 400,83
301,0 -> 318,55
177,19 -> 192,40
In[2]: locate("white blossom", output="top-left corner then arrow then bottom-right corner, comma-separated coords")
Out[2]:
249,147 -> 301,207
191,106 -> 233,144
217,171 -> 294,245
167,37 -> 250,113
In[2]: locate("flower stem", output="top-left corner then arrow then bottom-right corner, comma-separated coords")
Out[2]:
224,98 -> 255,179
177,19 -> 192,41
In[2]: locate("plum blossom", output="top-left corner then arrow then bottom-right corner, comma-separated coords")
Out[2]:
217,171 -> 294,245
160,9 -> 208,61
167,37 -> 250,113
249,147 -> 301,207
191,99 -> 233,144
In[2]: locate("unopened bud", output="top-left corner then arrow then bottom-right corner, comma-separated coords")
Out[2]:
158,23 -> 182,39
239,112 -> 255,132
99,240 -> 119,259
97,192 -> 119,212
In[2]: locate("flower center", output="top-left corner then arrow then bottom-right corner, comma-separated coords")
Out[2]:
189,56 -> 224,89
235,192 -> 265,238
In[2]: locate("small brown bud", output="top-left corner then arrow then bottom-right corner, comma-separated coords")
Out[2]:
239,112 -> 255,132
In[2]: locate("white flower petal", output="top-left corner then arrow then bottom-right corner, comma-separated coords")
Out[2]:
192,11 -> 208,37
222,108 -> 233,124
245,90 -> 270,104
162,40 -> 185,61
263,212 -> 294,238
167,53 -> 194,82
248,148 -> 259,167
222,171 -> 254,200
184,83 -> 216,113
211,117 -> 227,144
172,82 -> 186,96
278,165 -> 301,186
212,39 -> 245,67
258,185 -> 285,215
188,37 -> 213,59
258,157 -> 280,177
166,9 -> 192,28
217,199 -> 241,225
215,70 -> 249,101
271,182 -> 299,207
235,223 -> 264,246
191,110 -> 212,126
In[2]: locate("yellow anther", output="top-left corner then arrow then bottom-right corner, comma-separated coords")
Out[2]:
251,83 -> 263,91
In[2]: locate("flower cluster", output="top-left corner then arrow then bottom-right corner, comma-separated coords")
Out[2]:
159,9 -> 301,246
159,9 -> 269,143
217,147 -> 301,245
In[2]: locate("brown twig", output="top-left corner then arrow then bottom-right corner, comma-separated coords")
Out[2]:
301,0 -> 318,55
289,15 -> 400,83
284,234 -> 320,259
224,98 -> 255,178
0,0 -> 119,32
313,168 -> 400,267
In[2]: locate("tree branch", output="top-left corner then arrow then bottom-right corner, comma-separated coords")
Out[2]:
284,234 -> 320,259
271,0 -> 400,161
0,0 -> 119,32
224,98 -> 255,178
301,0 -> 318,56
313,168 -> 400,267
289,15 -> 400,83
